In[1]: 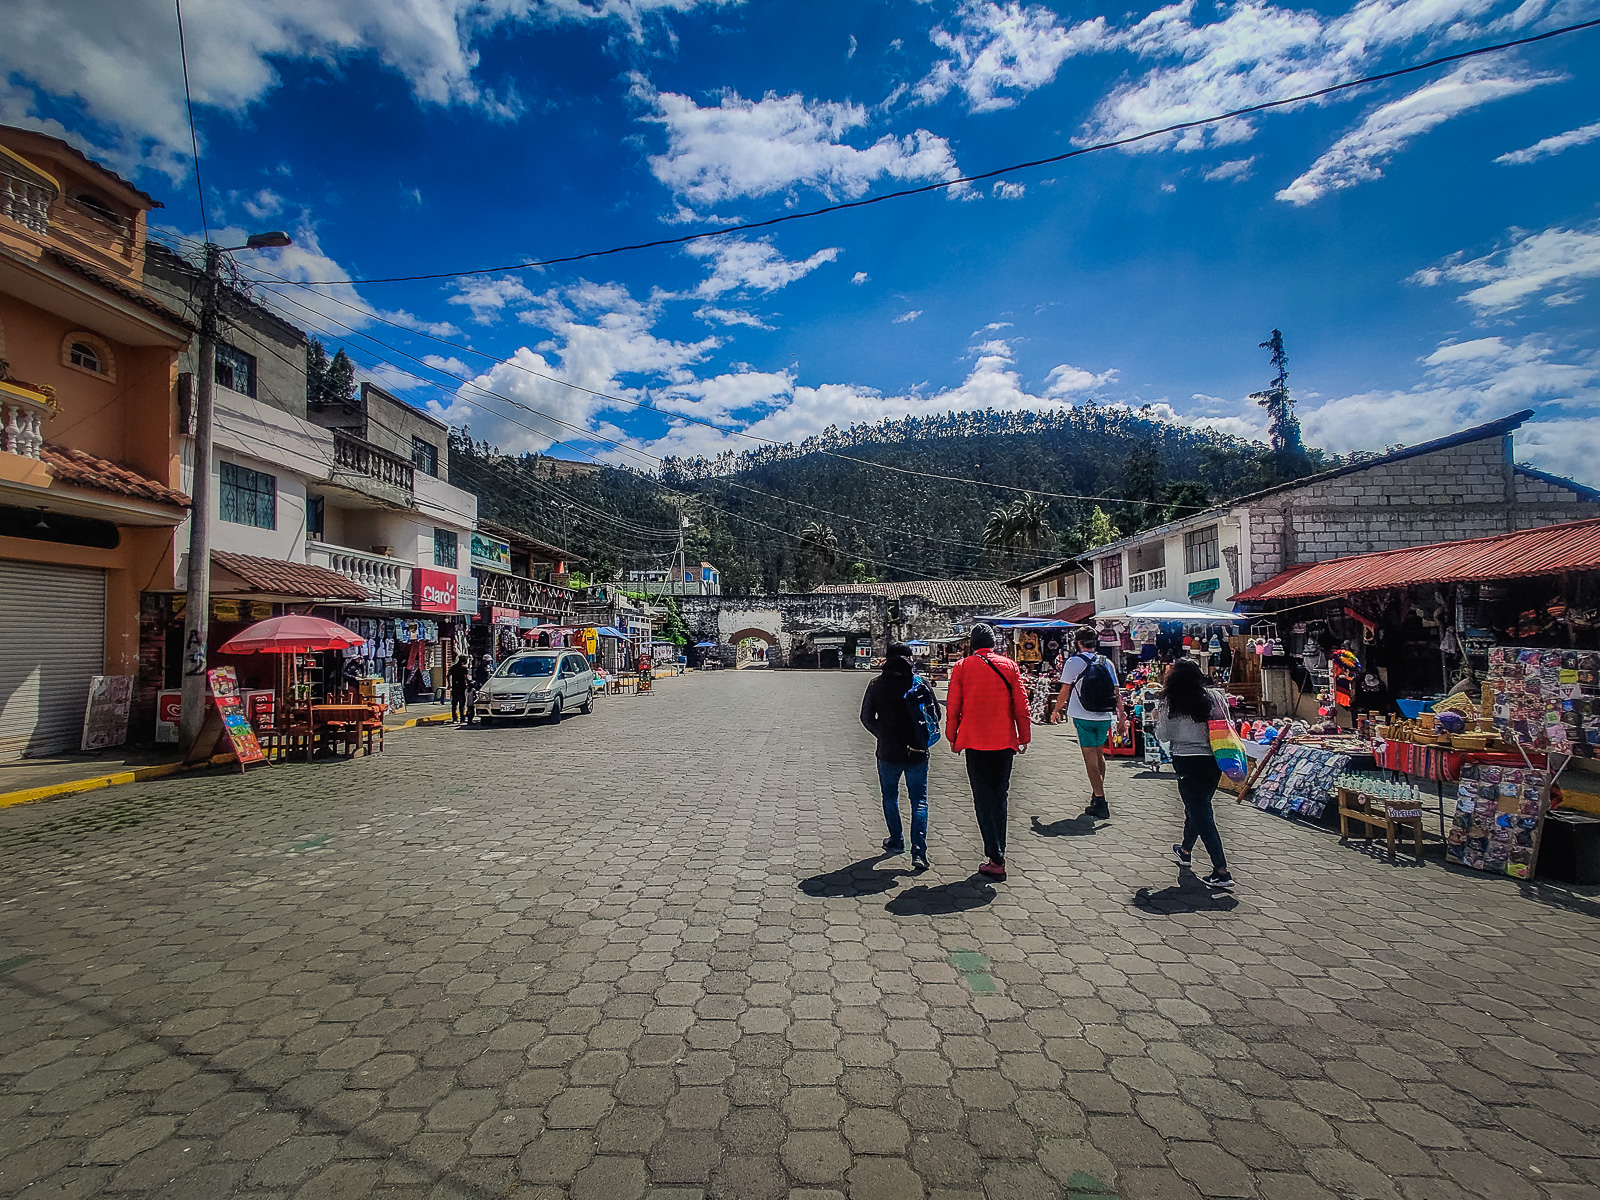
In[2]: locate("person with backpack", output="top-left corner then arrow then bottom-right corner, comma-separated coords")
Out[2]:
1154,657 -> 1235,890
1050,627 -> 1124,820
945,623 -> 1031,881
860,642 -> 941,871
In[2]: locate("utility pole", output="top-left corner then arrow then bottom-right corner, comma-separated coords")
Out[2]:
178,243 -> 221,751
179,232 -> 291,752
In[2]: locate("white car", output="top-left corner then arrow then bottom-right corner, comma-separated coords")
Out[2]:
475,650 -> 595,724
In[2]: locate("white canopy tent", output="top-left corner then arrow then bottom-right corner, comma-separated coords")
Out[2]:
1092,600 -> 1245,623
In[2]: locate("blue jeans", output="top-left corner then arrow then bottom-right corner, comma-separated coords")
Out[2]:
877,758 -> 929,856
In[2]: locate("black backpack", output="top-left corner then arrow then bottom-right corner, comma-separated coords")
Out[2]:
1071,652 -> 1117,713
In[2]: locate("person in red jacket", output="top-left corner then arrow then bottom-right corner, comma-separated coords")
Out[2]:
945,623 -> 1031,880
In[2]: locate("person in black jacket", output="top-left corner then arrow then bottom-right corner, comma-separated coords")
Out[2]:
449,655 -> 470,724
860,643 -> 935,871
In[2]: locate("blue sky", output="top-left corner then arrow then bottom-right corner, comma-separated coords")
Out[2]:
6,0 -> 1599,483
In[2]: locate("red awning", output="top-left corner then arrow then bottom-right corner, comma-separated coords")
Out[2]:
1233,516 -> 1600,603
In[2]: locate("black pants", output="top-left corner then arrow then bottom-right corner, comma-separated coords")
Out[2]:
965,748 -> 1015,864
451,688 -> 468,722
1173,754 -> 1226,872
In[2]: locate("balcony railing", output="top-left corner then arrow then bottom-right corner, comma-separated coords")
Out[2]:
0,381 -> 54,459
306,542 -> 410,607
1127,569 -> 1167,595
1028,596 -> 1075,616
333,430 -> 414,495
1,168 -> 52,235
476,571 -> 577,619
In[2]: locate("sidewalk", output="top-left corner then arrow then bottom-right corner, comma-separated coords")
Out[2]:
0,747 -> 201,809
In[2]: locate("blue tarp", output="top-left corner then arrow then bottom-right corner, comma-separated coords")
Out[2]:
596,626 -> 627,638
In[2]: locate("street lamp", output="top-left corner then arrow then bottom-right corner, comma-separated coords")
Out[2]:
178,231 -> 293,752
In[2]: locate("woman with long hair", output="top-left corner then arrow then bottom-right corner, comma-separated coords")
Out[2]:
1154,657 -> 1235,890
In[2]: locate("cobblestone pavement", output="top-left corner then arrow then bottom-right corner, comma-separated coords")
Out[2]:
2,671 -> 1598,1200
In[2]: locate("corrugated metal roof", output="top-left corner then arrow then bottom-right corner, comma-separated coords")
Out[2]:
1233,517 -> 1600,602
809,580 -> 1014,608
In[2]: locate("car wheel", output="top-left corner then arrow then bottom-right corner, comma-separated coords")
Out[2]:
581,690 -> 594,714
547,697 -> 562,724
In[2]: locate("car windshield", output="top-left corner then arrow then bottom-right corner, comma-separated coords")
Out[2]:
497,656 -> 556,678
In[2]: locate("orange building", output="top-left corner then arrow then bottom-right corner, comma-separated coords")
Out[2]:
0,126 -> 192,758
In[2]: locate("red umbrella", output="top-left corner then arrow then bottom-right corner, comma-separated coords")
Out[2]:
219,615 -> 366,654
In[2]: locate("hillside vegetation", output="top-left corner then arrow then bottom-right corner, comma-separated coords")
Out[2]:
450,407 -> 1319,596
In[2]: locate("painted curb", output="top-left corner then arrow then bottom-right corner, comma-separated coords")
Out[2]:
0,754 -> 234,811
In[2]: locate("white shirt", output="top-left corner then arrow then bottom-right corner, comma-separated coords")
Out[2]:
1058,651 -> 1120,721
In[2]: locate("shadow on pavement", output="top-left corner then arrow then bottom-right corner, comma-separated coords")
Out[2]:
885,876 -> 996,916
799,856 -> 907,897
1030,814 -> 1102,838
1133,883 -> 1239,914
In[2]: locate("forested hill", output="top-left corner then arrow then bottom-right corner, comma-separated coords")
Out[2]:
449,407 -> 1314,596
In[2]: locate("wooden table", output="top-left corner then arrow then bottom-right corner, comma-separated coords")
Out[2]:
1339,790 -> 1423,861
310,704 -> 380,759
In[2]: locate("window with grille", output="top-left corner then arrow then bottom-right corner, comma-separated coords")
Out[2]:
1185,524 -> 1220,574
434,528 -> 458,568
220,462 -> 276,529
215,343 -> 257,398
1100,555 -> 1122,589
412,437 -> 439,477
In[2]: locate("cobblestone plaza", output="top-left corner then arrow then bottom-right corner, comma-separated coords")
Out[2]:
2,672 -> 1597,1200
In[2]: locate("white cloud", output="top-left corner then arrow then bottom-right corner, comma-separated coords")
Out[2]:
917,0 -> 1109,112
1413,221 -> 1600,313
1202,156 -> 1255,181
1081,0 -> 1534,162
685,238 -> 841,297
851,271 -> 870,285
992,180 -> 1027,198
447,275 -> 538,324
241,188 -> 284,220
847,33 -> 858,58
633,77 -> 960,207
427,278 -> 720,458
1043,362 -> 1118,395
975,321 -> 1013,334
1496,120 -> 1600,165
893,309 -> 923,323
656,370 -> 793,419
421,355 -> 474,377
693,305 -> 774,329
233,224 -> 460,338
1276,61 -> 1556,205
0,0 -> 733,180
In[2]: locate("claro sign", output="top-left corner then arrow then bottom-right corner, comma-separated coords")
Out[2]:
414,568 -> 458,613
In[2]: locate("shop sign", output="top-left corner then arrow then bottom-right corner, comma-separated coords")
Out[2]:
518,616 -> 539,629
414,568 -> 458,613
155,688 -> 182,744
212,598 -> 242,622
471,532 -> 511,573
491,606 -> 520,627
455,574 -> 479,614
1188,578 -> 1220,598
813,636 -> 846,648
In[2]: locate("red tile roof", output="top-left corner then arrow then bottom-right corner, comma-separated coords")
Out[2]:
1233,517 -> 1600,603
212,550 -> 370,601
41,443 -> 189,508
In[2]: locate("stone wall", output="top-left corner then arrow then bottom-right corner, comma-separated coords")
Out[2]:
1245,434 -> 1599,584
680,592 -> 994,663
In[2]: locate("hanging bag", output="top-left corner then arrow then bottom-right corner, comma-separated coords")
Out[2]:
1208,690 -> 1249,782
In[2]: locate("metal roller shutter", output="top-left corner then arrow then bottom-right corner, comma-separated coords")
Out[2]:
0,560 -> 106,760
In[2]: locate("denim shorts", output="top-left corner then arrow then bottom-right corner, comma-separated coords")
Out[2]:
1073,718 -> 1113,748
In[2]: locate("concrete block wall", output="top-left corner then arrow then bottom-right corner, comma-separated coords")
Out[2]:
1244,435 -> 1600,585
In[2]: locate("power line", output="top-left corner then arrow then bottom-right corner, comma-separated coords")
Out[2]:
270,17 -> 1600,287
172,0 -> 209,244
236,259 -> 1209,514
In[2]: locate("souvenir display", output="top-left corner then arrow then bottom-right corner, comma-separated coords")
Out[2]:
1486,646 -> 1600,758
1248,743 -> 1354,818
1447,761 -> 1548,878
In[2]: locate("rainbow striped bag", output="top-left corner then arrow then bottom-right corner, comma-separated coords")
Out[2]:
1209,693 -> 1249,783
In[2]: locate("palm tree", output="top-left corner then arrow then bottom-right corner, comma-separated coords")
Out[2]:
983,505 -> 1016,562
798,521 -> 839,586
1009,494 -> 1052,560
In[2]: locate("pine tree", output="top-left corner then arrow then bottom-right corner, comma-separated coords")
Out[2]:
305,337 -> 329,406
1250,329 -> 1309,480
325,348 -> 357,408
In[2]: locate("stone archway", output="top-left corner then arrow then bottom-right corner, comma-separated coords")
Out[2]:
728,627 -> 777,668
